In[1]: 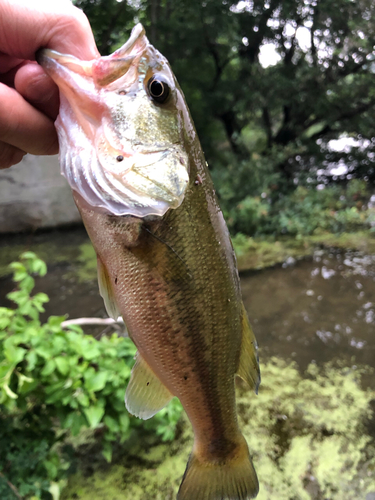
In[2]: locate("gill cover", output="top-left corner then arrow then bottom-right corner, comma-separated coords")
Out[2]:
37,24 -> 189,217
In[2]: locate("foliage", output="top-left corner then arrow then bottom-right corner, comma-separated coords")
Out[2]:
60,358 -> 375,500
229,179 -> 375,237
0,253 -> 183,500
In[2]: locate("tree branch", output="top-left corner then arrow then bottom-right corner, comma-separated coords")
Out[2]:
61,317 -> 125,327
262,107 -> 273,147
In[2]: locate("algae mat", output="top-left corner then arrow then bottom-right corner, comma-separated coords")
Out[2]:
62,359 -> 375,500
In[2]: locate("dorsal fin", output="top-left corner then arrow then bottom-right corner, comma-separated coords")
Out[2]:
236,303 -> 261,394
125,352 -> 174,420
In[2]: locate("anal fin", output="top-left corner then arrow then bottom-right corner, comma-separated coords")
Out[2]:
125,352 -> 174,420
97,255 -> 120,320
237,303 -> 261,394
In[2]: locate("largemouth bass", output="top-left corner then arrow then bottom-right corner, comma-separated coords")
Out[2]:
37,24 -> 260,500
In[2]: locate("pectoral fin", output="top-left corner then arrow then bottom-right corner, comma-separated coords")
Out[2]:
125,352 -> 174,420
237,303 -> 261,394
97,255 -> 120,320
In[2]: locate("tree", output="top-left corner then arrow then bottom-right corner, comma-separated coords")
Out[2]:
74,0 -> 375,235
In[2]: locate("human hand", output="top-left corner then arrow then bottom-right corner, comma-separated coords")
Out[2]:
0,0 -> 99,169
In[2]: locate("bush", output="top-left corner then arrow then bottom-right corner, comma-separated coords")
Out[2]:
227,180 -> 375,238
0,253 -> 183,499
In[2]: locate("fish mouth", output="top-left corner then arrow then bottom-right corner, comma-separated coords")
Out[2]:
36,24 -> 146,87
37,24 -> 190,218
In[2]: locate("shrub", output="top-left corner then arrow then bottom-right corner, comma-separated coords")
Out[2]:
0,253 -> 183,499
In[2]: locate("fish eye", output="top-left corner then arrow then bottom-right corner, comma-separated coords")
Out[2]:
147,75 -> 170,104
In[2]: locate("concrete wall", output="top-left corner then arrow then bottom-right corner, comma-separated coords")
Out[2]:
0,154 -> 81,233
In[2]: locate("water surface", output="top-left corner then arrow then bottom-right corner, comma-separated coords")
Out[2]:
1,228 -> 374,371
242,250 -> 375,370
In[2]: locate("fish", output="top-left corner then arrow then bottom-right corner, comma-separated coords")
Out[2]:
37,23 -> 261,500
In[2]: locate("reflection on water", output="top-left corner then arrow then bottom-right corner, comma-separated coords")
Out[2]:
241,249 -> 375,370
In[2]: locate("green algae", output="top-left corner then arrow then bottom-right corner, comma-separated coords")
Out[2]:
234,236 -> 312,271
0,230 -> 98,282
61,358 -> 375,500
75,242 -> 97,282
61,422 -> 192,500
0,240 -> 81,278
241,359 -> 375,499
309,231 -> 375,253
234,231 -> 375,271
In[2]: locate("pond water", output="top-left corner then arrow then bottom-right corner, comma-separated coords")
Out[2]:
0,227 -> 374,373
243,250 -> 375,372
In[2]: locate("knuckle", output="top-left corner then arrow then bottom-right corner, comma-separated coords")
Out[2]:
0,143 -> 25,169
73,6 -> 90,27
57,5 -> 91,34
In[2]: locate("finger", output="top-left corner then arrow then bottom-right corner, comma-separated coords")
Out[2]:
0,140 -> 26,169
0,53 -> 23,74
0,83 -> 58,156
14,62 -> 60,120
0,0 -> 100,61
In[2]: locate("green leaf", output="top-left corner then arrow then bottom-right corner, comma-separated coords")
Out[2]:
0,363 -> 14,379
7,289 -> 29,306
55,356 -> 69,376
18,378 -> 38,394
104,415 -> 119,433
81,345 -> 100,360
102,442 -> 113,463
45,388 -> 69,405
83,405 -> 105,428
19,275 -> 35,293
20,251 -> 38,260
0,316 -> 11,330
41,359 -> 56,376
35,346 -> 53,359
63,411 -> 82,432
4,345 -> 26,364
18,300 -> 35,316
34,292 -> 49,305
26,350 -> 38,370
119,412 -> 130,433
65,324 -> 84,334
84,370 -> 108,392
16,372 -> 33,390
44,459 -> 58,480
31,259 -> 48,277
48,316 -> 66,331
9,262 -> 26,272
13,270 -> 28,282
75,390 -> 90,407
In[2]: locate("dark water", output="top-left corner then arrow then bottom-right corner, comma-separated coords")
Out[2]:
1,228 -> 374,371
0,227 -> 105,323
242,250 -> 375,371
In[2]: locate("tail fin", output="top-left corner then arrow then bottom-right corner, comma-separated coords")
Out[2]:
177,435 -> 259,500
